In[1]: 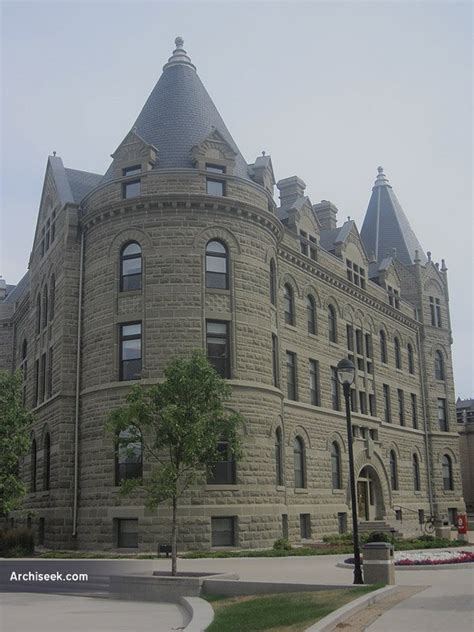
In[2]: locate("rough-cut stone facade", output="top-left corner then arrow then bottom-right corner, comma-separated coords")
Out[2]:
1,39 -> 464,551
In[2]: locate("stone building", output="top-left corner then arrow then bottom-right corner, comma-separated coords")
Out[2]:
0,38 -> 464,551
457,398 -> 474,514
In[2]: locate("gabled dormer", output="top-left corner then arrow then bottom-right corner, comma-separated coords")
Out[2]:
191,128 -> 237,176
370,256 -> 402,307
336,222 -> 370,290
249,153 -> 275,195
109,129 -> 158,182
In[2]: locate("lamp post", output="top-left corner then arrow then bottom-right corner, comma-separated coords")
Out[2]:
336,357 -> 363,585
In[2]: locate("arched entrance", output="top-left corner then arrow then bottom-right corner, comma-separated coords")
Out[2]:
357,466 -> 385,521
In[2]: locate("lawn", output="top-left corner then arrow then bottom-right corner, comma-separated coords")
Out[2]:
204,587 -> 378,632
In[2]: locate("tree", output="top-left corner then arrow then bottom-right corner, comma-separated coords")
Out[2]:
0,371 -> 33,517
108,351 -> 243,575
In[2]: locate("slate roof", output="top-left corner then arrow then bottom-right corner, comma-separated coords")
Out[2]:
103,39 -> 250,182
2,271 -> 30,304
65,169 -> 103,203
319,221 -> 356,253
360,167 -> 427,266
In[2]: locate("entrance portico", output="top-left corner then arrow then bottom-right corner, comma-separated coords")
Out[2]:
357,465 -> 385,521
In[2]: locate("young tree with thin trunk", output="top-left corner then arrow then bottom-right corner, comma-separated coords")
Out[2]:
108,351 -> 242,575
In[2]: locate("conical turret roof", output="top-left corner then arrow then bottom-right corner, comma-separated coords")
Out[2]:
360,167 -> 427,266
104,38 -> 250,181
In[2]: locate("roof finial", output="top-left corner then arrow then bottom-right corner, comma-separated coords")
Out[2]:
427,250 -> 432,262
441,258 -> 447,272
53,151 -> 56,156
414,249 -> 421,264
163,36 -> 196,72
373,165 -> 390,188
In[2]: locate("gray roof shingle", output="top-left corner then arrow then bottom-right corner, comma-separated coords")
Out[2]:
2,271 -> 30,304
65,168 -> 103,203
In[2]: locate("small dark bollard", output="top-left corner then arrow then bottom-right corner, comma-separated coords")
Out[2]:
362,542 -> 395,585
159,544 -> 172,558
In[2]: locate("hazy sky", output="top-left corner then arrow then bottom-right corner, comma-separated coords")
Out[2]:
1,1 -> 472,395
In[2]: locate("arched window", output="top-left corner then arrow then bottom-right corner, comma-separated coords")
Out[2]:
206,240 -> 228,289
331,442 -> 341,489
394,337 -> 402,369
442,454 -> 453,491
36,293 -> 41,334
42,285 -> 48,329
269,259 -> 277,306
328,304 -> 337,343
306,295 -> 316,335
31,438 -> 37,493
49,275 -> 55,320
435,351 -> 445,381
283,284 -> 295,325
293,436 -> 305,488
207,438 -> 236,485
407,344 -> 414,374
43,433 -> 51,491
380,330 -> 388,363
275,428 -> 283,486
115,428 -> 143,485
412,453 -> 420,491
389,450 -> 398,490
120,241 -> 142,291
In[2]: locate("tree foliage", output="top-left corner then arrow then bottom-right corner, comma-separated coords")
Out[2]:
0,371 -> 33,516
108,351 -> 243,574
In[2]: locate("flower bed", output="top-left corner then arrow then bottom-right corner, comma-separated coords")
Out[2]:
345,550 -> 474,566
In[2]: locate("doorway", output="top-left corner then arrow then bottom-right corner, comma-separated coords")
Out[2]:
357,466 -> 384,521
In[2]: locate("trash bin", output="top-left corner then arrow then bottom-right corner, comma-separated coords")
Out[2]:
362,542 -> 395,585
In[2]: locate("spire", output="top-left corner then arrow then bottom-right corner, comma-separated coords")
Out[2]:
102,37 -> 250,182
360,166 -> 427,266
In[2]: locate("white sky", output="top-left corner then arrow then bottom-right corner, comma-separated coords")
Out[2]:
1,0 -> 472,396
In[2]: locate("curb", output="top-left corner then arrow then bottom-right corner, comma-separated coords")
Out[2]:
180,596 -> 214,631
337,561 -> 474,571
304,585 -> 398,632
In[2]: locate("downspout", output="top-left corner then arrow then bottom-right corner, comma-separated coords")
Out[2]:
72,228 -> 85,537
417,327 -> 434,516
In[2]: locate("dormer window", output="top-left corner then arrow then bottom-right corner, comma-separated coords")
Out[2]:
206,163 -> 226,174
346,260 -> 366,289
206,164 -> 226,196
123,165 -> 142,177
299,231 -> 317,261
388,285 -> 400,309
123,180 -> 141,199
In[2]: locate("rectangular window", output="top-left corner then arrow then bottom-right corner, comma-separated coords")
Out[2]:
207,321 -> 230,378
206,178 -> 225,196
437,398 -> 448,431
395,509 -> 402,521
286,351 -> 297,400
346,324 -> 354,351
117,518 -> 138,548
359,391 -> 367,415
411,393 -> 418,429
309,235 -> 318,261
34,359 -> 39,406
331,367 -> 340,411
272,334 -> 279,387
355,329 -> 363,355
398,389 -> 405,426
211,516 -> 236,547
122,179 -> 141,199
435,298 -> 442,327
40,353 -> 46,402
207,441 -> 236,485
429,296 -> 436,325
309,359 -> 321,406
448,508 -> 458,526
369,393 -> 376,417
47,347 -> 53,398
299,230 -> 309,257
338,512 -> 347,534
206,164 -> 226,174
300,514 -> 311,539
119,322 -> 142,381
383,384 -> 391,423
418,509 -> 425,525
365,333 -> 372,358
122,165 -> 142,177
350,388 -> 358,412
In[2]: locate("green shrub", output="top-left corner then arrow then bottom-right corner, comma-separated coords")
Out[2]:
322,533 -> 353,545
366,531 -> 391,544
0,528 -> 34,557
273,538 -> 292,551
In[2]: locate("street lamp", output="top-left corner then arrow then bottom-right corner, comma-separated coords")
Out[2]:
336,357 -> 364,584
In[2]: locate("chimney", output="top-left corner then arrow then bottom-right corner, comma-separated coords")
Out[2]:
0,277 -> 6,301
313,200 -> 338,230
277,176 -> 306,208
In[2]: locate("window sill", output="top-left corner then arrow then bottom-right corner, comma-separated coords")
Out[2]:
307,332 -> 318,339
294,488 -> 308,494
206,485 -> 239,491
205,287 -> 231,295
118,289 -> 142,297
276,485 -> 285,492
284,323 -> 297,332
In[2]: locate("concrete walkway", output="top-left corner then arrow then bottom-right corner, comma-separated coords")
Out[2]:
0,592 -> 189,632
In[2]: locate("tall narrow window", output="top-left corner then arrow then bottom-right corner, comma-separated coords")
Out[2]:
383,384 -> 391,422
394,337 -> 402,369
411,393 -> 418,429
43,433 -> 51,491
389,450 -> 398,490
413,453 -> 420,491
122,179 -> 141,199
119,322 -> 142,381
407,344 -> 414,374
49,275 -> 55,320
328,305 -> 337,343
206,166 -> 226,196
21,340 -> 28,405
34,359 -> 39,406
271,334 -> 279,387
40,353 -> 46,402
331,367 -> 340,411
115,428 -> 143,485
31,439 -> 37,493
206,321 -> 230,378
398,389 -> 405,426
120,242 -> 142,291
283,284 -> 295,325
36,294 -> 41,334
346,324 -> 354,351
275,428 -> 284,486
429,296 -> 436,326
442,455 -> 453,491
306,295 -> 316,334
437,398 -> 448,431
434,351 -> 445,381
206,240 -> 229,289
365,333 -> 372,358
429,296 -> 442,327
207,439 -> 236,485
42,285 -> 48,329
331,442 -> 341,489
380,330 -> 388,363
47,347 -> 53,398
269,259 -> 277,306
286,351 -> 297,400
293,436 -> 305,488
435,298 -> 442,327
309,359 -> 320,406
